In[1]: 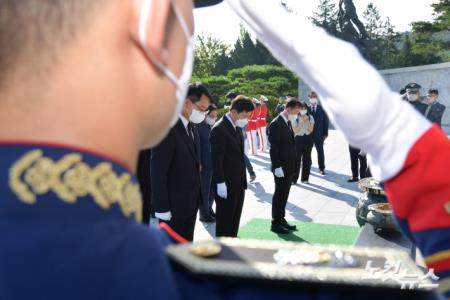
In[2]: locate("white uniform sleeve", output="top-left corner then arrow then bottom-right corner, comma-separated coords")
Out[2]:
227,0 -> 431,181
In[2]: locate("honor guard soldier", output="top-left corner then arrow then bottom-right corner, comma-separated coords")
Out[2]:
245,99 -> 259,155
258,95 -> 269,152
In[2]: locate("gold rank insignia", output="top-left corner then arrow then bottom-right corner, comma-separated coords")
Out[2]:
8,150 -> 142,223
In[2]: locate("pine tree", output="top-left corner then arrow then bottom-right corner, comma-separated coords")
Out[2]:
310,0 -> 339,36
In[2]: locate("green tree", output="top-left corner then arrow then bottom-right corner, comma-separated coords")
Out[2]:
362,3 -> 400,68
310,0 -> 339,36
408,0 -> 450,65
193,34 -> 230,77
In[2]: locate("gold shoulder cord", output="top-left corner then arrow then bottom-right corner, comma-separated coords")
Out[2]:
8,150 -> 142,223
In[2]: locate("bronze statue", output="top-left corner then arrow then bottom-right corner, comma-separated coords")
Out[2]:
338,0 -> 368,52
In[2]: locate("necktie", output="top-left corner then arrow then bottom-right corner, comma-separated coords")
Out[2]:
287,120 -> 294,136
187,123 -> 195,142
425,105 -> 432,118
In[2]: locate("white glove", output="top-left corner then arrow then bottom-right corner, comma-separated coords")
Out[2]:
155,211 -> 172,221
227,0 -> 431,181
217,182 -> 227,199
274,167 -> 284,178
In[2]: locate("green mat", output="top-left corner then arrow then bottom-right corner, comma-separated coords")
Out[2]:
238,218 -> 360,246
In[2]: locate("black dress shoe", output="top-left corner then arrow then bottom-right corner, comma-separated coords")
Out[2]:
347,177 -> 359,182
271,224 -> 290,234
281,219 -> 297,230
320,170 -> 326,175
200,215 -> 216,223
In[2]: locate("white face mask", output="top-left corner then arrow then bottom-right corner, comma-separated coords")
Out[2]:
236,118 -> 248,128
205,116 -> 217,126
300,110 -> 307,116
288,114 -> 297,123
139,0 -> 194,127
189,108 -> 206,124
309,98 -> 318,105
407,94 -> 418,102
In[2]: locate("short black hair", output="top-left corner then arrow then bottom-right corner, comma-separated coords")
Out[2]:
399,88 -> 406,95
187,83 -> 212,103
230,96 -> 255,113
207,104 -> 218,114
225,91 -> 238,100
285,98 -> 302,109
308,91 -> 317,98
299,101 -> 308,109
0,0 -> 104,88
428,89 -> 439,95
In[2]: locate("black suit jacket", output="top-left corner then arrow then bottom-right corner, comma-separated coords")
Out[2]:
198,121 -> 213,171
150,119 -> 201,218
426,102 -> 446,128
268,115 -> 296,176
210,116 -> 247,192
308,105 -> 329,141
136,149 -> 151,186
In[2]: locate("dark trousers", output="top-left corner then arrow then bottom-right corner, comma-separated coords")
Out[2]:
349,146 -> 368,179
200,168 -> 215,218
244,154 -> 255,176
159,213 -> 197,241
140,184 -> 152,224
313,138 -> 325,171
272,174 -> 293,224
293,135 -> 313,183
215,188 -> 245,237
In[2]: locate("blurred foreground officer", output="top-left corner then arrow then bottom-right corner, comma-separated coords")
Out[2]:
210,96 -> 254,237
0,0 -> 224,299
0,0 -> 442,299
425,89 -> 446,128
198,104 -> 218,223
405,83 -> 428,115
151,83 -> 211,241
308,91 -> 329,175
269,99 -> 302,234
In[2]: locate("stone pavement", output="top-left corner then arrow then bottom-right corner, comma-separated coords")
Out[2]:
192,129 -> 362,242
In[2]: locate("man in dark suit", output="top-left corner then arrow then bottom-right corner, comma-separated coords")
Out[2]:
308,91 -> 329,175
151,83 -> 211,241
210,96 -> 255,237
136,149 -> 152,224
269,99 -> 302,234
347,146 -> 368,182
198,104 -> 218,223
425,89 -> 446,128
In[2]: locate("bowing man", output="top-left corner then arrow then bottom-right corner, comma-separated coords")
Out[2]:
151,83 -> 211,241
210,96 -> 255,237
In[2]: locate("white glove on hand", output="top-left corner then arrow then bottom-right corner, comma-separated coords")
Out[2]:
155,211 -> 172,221
217,182 -> 227,199
226,0 -> 431,181
274,167 -> 284,178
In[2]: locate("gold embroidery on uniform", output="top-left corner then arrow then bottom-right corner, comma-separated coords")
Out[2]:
9,150 -> 43,204
9,150 -> 142,222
